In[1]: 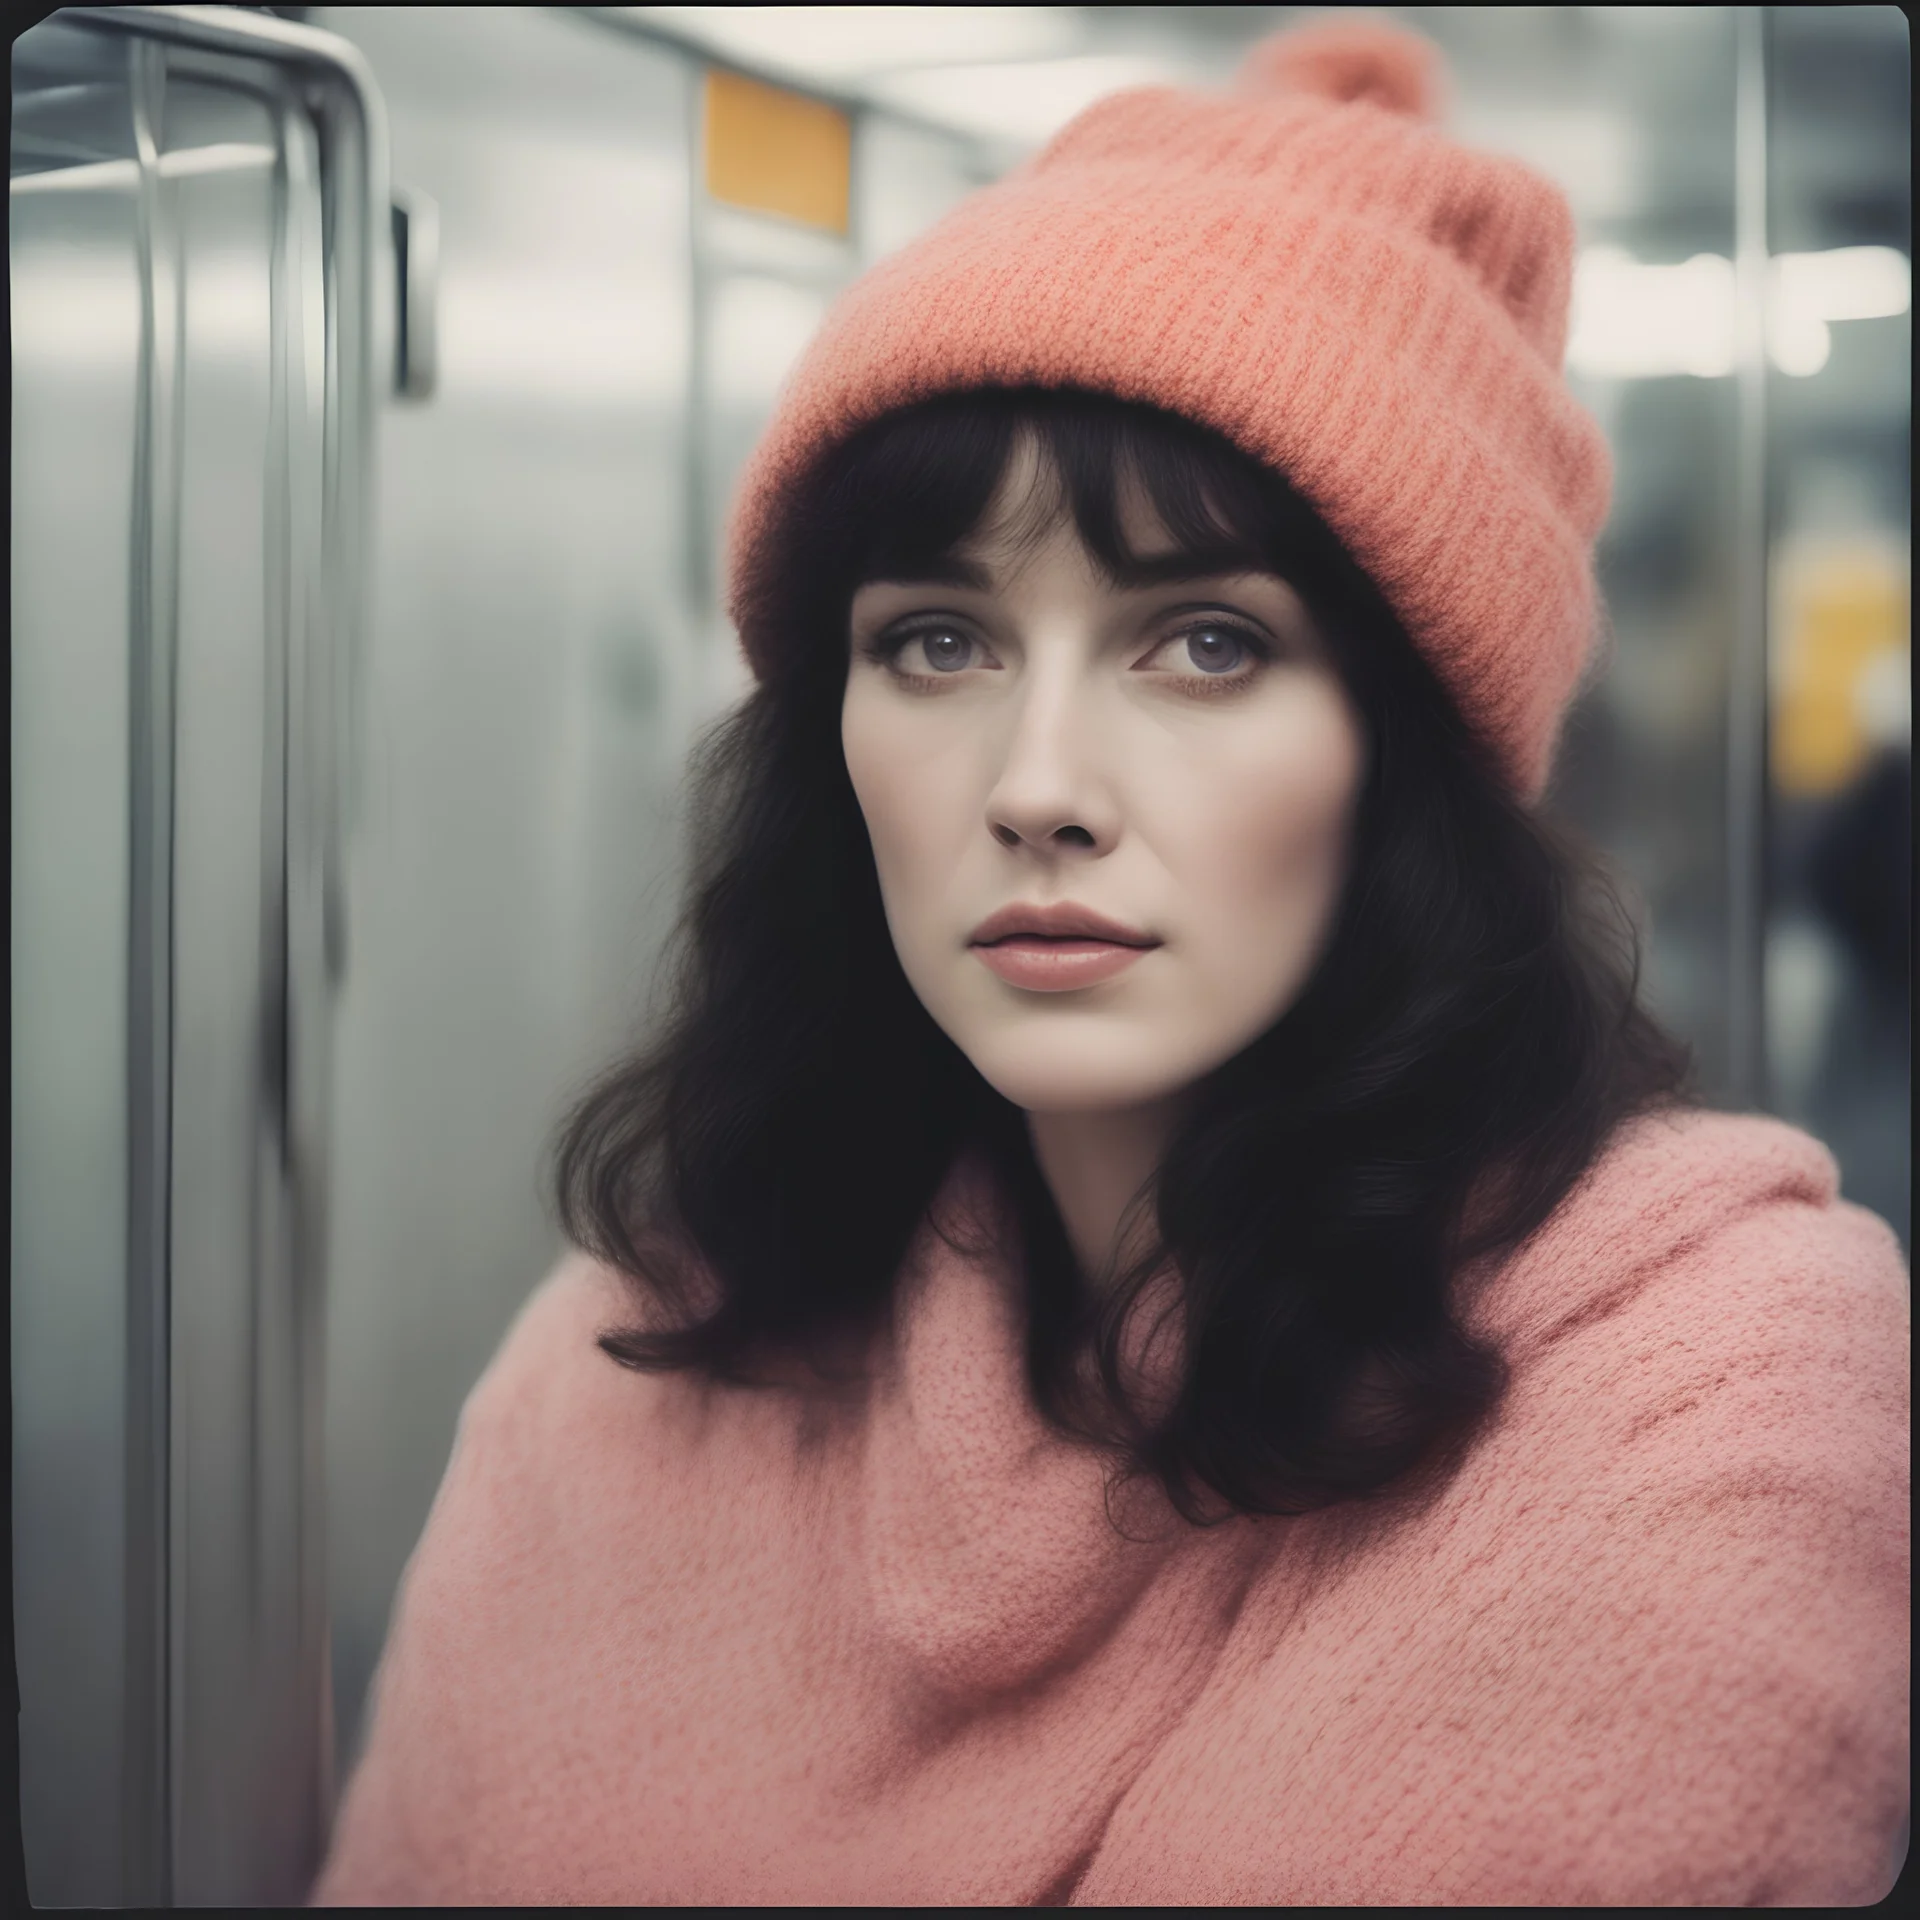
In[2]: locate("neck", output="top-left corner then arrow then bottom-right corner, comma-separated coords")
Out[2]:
1026,1099 -> 1185,1285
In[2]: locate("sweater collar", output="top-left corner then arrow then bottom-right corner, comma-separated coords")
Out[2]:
858,1157 -> 1186,1698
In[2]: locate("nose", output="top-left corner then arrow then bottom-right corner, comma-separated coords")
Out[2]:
983,679 -> 1119,856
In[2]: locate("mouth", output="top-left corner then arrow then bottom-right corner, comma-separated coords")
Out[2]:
968,902 -> 1161,992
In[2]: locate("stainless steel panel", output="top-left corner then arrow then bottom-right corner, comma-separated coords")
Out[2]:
11,25 -> 145,1907
12,6 -> 387,1902
308,4 -> 699,1785
694,201 -> 849,636
855,109 -> 995,264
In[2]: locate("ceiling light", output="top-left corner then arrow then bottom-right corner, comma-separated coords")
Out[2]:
1567,247 -> 1907,381
1774,246 -> 1910,323
616,7 -> 1079,85
866,53 -> 1192,151
1569,249 -> 1736,380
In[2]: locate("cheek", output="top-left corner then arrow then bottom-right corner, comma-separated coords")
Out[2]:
1156,693 -> 1364,974
841,689 -> 971,938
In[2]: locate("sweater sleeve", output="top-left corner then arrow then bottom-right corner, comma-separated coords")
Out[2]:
1079,1116 -> 1911,1907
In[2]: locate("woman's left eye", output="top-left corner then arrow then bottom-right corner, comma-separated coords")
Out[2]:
1157,623 -> 1265,676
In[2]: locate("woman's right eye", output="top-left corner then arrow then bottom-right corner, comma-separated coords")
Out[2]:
894,627 -> 978,674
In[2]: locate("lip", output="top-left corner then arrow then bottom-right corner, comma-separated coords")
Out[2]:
969,902 -> 1158,947
968,901 -> 1161,993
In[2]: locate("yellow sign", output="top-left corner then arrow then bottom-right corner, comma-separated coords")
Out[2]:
704,69 -> 851,236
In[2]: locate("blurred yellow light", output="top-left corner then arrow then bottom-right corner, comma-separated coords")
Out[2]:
1772,539 -> 1911,797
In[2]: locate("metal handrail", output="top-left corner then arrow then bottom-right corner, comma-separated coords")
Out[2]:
32,6 -> 391,1902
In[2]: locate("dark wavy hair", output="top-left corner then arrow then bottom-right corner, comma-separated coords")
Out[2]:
551,387 -> 1694,1523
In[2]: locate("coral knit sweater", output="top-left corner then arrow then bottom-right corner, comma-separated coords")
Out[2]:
312,1109 -> 1909,1906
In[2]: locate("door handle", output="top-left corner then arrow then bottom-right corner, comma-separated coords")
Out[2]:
392,187 -> 437,399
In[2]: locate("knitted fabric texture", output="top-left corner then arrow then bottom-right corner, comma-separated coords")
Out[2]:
726,15 -> 1612,801
311,1111 -> 1910,1904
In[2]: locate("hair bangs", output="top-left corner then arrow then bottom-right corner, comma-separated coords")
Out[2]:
812,388 -> 1303,623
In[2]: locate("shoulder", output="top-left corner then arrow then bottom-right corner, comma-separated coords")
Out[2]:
387,1252 -> 653,1545
452,1248 -> 648,1457
1462,1103 -> 1909,1573
413,1245 -> 773,1593
1436,1107 -> 1912,1899
1465,1104 -> 1907,1372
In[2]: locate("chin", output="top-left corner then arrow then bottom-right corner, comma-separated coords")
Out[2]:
962,1029 -> 1205,1116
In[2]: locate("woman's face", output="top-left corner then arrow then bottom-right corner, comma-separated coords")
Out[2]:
841,442 -> 1368,1118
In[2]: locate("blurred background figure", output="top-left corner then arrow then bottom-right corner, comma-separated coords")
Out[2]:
10,5 -> 1909,1907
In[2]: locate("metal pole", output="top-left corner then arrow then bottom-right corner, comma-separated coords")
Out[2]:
1728,4 -> 1770,1109
686,60 -> 716,630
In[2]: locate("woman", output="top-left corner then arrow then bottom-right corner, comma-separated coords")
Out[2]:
313,18 -> 1908,1906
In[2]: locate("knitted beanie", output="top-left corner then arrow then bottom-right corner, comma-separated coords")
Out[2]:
725,15 -> 1612,802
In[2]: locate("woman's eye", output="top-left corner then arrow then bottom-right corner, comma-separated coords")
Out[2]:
902,628 -> 977,674
1163,623 -> 1264,676
1184,627 -> 1246,674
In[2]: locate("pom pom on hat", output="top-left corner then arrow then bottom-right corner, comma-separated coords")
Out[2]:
1239,15 -> 1447,122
